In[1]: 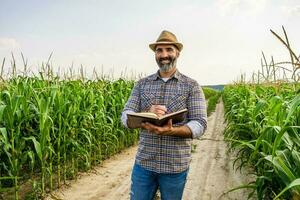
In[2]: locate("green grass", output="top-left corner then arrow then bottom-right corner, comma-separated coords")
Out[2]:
203,87 -> 221,116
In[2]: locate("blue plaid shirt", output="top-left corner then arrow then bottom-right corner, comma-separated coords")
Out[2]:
122,70 -> 207,173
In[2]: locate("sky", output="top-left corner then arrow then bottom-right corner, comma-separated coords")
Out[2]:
0,0 -> 299,85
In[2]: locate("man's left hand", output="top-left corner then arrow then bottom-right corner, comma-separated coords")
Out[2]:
141,119 -> 174,135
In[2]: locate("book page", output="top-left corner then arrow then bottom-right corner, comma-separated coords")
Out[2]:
128,112 -> 158,119
158,108 -> 188,120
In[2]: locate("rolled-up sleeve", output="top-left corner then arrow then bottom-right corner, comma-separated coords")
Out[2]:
186,120 -> 204,139
121,81 -> 141,127
187,83 -> 207,139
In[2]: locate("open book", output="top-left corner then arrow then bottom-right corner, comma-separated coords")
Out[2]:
127,108 -> 188,129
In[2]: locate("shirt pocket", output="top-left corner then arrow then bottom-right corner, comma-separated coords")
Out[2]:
167,93 -> 187,113
140,91 -> 156,112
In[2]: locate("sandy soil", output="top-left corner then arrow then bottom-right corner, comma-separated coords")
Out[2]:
182,102 -> 253,200
47,102 -> 253,200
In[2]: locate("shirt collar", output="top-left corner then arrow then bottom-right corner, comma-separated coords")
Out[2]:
149,69 -> 182,81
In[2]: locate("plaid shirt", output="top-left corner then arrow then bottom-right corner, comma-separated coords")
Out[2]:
122,70 -> 207,173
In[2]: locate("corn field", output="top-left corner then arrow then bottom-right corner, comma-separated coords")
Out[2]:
0,72 -> 139,199
222,27 -> 300,199
223,83 -> 300,199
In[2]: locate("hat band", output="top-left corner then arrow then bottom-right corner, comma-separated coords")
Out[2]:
157,38 -> 176,43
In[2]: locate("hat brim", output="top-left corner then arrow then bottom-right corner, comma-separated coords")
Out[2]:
149,42 -> 183,52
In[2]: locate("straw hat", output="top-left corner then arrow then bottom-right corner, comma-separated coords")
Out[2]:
149,30 -> 183,52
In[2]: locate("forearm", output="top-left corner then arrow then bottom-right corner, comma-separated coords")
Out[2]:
168,125 -> 192,138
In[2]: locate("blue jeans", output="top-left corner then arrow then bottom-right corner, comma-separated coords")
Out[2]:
130,163 -> 189,200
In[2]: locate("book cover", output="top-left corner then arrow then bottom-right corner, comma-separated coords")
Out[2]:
127,108 -> 188,129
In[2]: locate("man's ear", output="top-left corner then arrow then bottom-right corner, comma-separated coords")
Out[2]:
176,50 -> 180,57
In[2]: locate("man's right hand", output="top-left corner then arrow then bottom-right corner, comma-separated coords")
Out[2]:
149,105 -> 167,117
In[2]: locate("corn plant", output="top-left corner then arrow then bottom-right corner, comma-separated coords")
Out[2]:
223,27 -> 300,199
0,68 -> 139,199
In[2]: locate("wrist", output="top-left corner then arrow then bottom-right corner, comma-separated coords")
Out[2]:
167,125 -> 192,138
168,126 -> 176,135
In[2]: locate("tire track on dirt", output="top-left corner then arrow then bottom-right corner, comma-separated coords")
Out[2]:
182,101 -> 223,200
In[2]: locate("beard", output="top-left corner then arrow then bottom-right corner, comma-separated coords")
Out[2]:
156,56 -> 177,72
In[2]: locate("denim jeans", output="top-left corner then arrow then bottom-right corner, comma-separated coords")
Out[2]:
130,163 -> 189,200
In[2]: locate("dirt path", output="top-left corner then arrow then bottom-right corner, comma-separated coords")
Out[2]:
48,102 -> 252,200
182,102 -> 252,200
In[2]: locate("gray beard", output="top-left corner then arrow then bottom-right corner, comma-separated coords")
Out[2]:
158,58 -> 177,73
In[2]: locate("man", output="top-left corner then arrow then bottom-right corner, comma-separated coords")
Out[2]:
121,30 -> 207,200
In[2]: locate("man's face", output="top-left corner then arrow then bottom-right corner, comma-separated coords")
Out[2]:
155,44 -> 179,73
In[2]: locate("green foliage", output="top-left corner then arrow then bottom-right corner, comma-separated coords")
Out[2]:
203,87 -> 219,100
0,76 -> 139,199
203,87 -> 221,116
223,83 -> 300,199
207,93 -> 221,116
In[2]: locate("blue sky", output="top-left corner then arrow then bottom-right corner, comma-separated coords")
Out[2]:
0,0 -> 299,84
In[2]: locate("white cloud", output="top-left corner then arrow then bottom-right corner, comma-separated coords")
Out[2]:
216,0 -> 268,16
0,38 -> 21,50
